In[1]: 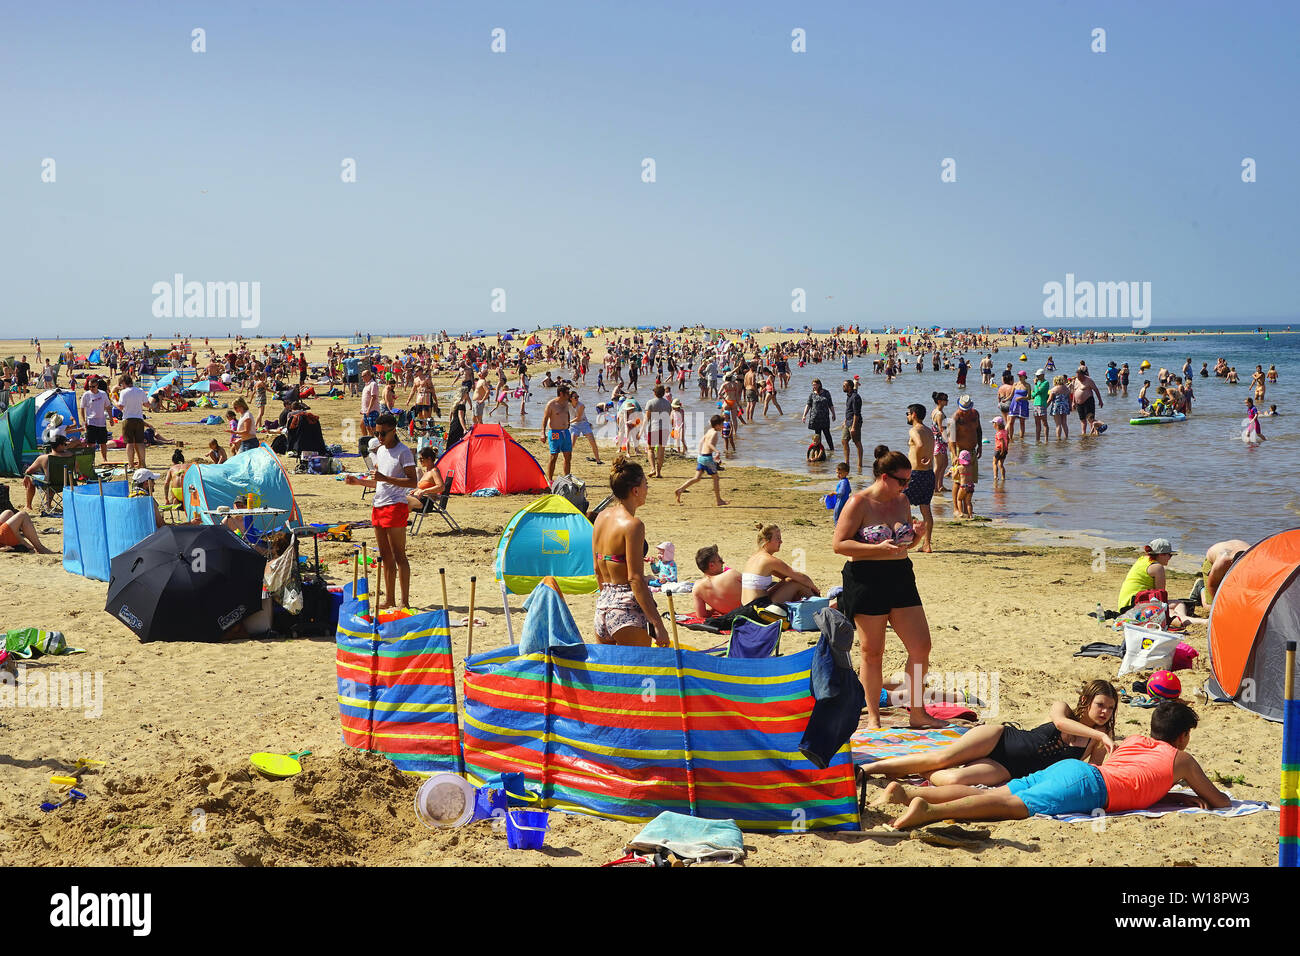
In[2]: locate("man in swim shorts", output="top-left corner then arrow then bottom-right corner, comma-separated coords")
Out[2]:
889,700 -> 1229,829
540,383 -> 573,482
1072,363 -> 1104,436
904,403 -> 935,552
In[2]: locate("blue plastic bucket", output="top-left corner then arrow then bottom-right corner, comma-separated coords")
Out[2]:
472,785 -> 508,822
505,809 -> 549,850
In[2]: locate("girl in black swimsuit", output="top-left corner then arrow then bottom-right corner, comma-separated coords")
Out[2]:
861,680 -> 1118,788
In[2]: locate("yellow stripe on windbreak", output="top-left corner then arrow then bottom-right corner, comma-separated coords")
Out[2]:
1283,768 -> 1300,796
467,680 -> 810,725
336,623 -> 451,643
337,696 -> 457,715
369,730 -> 461,743
462,712 -> 804,763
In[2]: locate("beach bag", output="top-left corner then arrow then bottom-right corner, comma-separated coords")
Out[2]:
787,596 -> 831,631
308,454 -> 334,475
1119,621 -> 1179,676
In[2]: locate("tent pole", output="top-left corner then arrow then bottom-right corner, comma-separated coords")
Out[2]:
500,579 -> 515,645
665,592 -> 698,816
467,575 -> 477,657
1283,641 -> 1298,867
439,566 -> 466,776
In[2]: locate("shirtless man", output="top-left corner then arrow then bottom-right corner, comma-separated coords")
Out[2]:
692,545 -> 743,618
1072,364 -> 1104,435
904,403 -> 935,553
472,372 -> 491,424
948,395 -> 981,519
540,384 -> 573,481
406,369 -> 434,420
743,364 -> 759,422
1200,539 -> 1251,606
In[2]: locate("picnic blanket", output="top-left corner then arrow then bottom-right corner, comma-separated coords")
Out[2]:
852,726 -> 969,765
1048,789 -> 1275,822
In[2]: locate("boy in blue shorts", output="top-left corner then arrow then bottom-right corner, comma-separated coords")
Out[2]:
675,414 -> 727,506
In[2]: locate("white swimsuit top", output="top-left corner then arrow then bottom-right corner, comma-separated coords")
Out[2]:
742,573 -> 773,592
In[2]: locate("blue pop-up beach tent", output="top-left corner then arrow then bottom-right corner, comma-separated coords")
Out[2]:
182,443 -> 303,532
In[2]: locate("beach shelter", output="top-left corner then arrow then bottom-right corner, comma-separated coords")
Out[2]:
494,495 -> 596,643
182,443 -> 303,533
1207,530 -> 1300,722
88,348 -> 102,364
63,481 -> 157,582
147,372 -> 178,397
0,398 -> 39,476
35,388 -> 79,434
435,425 -> 548,495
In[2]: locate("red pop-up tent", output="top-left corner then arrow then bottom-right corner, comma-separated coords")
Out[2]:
436,424 -> 548,495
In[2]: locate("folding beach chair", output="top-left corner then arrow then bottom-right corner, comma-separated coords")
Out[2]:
410,470 -> 460,534
727,616 -> 782,659
33,456 -> 73,516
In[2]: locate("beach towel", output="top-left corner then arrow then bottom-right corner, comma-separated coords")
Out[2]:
852,726 -> 969,765
4,627 -> 84,657
1047,790 -> 1275,823
625,811 -> 746,864
518,577 -> 584,656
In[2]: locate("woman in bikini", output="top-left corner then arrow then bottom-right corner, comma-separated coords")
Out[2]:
591,457 -> 668,647
866,681 -> 1118,803
739,524 -> 820,607
833,445 -> 941,730
930,392 -> 949,494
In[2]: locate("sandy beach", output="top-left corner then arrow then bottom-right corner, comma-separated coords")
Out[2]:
0,333 -> 1282,866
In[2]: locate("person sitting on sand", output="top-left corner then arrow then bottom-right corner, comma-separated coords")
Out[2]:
887,700 -> 1230,830
866,680 -> 1117,792
0,508 -> 55,553
740,523 -> 820,606
207,439 -> 227,464
807,433 -> 827,462
692,544 -> 743,618
1117,537 -> 1180,615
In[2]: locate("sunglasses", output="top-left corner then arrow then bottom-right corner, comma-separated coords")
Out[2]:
888,472 -> 912,486
375,428 -> 393,438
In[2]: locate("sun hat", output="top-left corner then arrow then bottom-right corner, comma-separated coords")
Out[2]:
656,541 -> 675,562
957,450 -> 972,464
622,399 -> 637,410
132,468 -> 160,484
958,394 -> 973,408
991,416 -> 1005,425
1035,368 -> 1045,377
671,399 -> 683,408
1146,538 -> 1175,555
1017,370 -> 1027,377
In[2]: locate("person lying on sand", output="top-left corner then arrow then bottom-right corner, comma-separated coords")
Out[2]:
866,681 -> 1117,797
887,700 -> 1229,830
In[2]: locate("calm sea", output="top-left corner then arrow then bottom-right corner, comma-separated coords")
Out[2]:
519,327 -> 1298,550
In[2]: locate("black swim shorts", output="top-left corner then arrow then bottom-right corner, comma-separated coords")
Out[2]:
1076,396 -> 1096,421
905,468 -> 935,506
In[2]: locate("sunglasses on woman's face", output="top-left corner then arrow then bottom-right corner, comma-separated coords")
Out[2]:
889,472 -> 912,486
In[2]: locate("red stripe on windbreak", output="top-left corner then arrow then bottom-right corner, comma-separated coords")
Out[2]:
462,730 -> 850,796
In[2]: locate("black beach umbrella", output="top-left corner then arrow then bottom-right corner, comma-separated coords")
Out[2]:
106,525 -> 266,642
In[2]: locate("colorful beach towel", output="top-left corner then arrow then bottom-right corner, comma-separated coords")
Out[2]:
1048,789 -> 1275,823
852,726 -> 969,765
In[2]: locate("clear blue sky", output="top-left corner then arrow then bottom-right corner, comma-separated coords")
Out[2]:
2,1 -> 1296,337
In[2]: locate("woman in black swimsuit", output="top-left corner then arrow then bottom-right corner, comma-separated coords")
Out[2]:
863,680 -> 1118,791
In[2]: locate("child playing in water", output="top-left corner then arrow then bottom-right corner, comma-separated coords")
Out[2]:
949,450 -> 975,518
991,416 -> 1008,483
807,433 -> 827,462
722,410 -> 736,457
